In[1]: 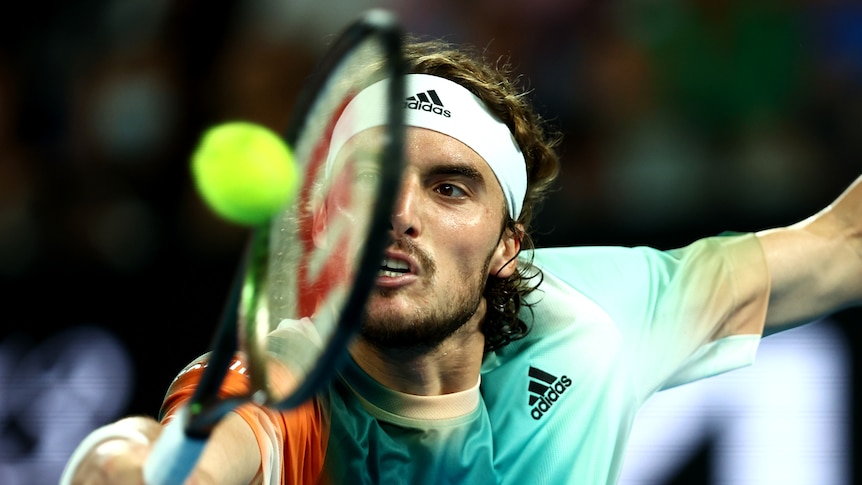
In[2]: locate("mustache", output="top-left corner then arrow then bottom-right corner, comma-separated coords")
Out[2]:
389,237 -> 435,277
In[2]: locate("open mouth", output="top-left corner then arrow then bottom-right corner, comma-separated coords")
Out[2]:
379,257 -> 410,277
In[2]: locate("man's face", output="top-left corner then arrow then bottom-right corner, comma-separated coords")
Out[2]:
358,127 -> 520,350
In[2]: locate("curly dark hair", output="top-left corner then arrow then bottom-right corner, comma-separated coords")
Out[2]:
402,37 -> 562,352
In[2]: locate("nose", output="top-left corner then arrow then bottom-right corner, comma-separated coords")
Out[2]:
389,177 -> 420,238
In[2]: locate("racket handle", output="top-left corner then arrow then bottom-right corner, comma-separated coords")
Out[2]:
144,406 -> 208,485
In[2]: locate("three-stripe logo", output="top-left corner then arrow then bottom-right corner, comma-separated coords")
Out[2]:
405,89 -> 451,117
528,366 -> 572,420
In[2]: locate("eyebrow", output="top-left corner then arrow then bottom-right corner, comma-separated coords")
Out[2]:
427,163 -> 486,184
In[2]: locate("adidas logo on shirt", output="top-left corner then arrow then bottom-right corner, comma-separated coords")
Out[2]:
405,89 -> 451,117
528,366 -> 572,420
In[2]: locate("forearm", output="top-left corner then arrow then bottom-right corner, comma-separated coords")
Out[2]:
756,175 -> 862,330
196,411 -> 263,485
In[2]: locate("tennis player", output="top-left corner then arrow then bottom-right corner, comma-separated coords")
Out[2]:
63,38 -> 862,485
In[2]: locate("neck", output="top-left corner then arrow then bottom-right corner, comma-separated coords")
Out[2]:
349,315 -> 486,396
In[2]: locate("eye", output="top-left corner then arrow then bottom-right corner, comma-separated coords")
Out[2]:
352,161 -> 381,188
356,170 -> 379,185
434,183 -> 467,197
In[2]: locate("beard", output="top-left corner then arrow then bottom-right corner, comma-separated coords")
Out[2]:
359,239 -> 492,352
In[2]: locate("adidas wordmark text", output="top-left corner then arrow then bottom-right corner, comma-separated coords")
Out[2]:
405,89 -> 451,117
528,366 -> 572,420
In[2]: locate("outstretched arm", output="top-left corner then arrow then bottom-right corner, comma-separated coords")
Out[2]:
756,175 -> 862,331
64,413 -> 260,485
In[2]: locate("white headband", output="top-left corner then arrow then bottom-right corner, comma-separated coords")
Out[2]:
327,74 -> 527,219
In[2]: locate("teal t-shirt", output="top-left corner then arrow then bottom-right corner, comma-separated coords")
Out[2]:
266,234 -> 771,484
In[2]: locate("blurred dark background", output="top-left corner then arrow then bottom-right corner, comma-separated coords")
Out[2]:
0,0 -> 859,483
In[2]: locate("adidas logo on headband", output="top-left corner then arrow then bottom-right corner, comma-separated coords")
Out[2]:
405,89 -> 451,118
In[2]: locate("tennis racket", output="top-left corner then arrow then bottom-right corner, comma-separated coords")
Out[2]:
142,9 -> 406,485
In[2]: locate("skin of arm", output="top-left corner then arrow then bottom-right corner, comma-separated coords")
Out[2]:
756,175 -> 862,332
194,412 -> 262,485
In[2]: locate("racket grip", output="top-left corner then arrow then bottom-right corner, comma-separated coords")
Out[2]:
143,406 -> 208,485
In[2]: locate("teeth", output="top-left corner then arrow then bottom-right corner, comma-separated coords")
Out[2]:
380,257 -> 409,277
381,257 -> 409,271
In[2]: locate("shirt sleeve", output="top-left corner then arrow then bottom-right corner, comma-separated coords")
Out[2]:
160,353 -> 329,485
530,232 -> 770,396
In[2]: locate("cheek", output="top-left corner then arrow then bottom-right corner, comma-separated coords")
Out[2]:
436,208 -> 500,269
437,203 -> 498,234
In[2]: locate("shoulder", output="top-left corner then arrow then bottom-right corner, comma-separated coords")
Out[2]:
522,233 -> 763,299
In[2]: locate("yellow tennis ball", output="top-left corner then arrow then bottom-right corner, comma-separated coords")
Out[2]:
192,122 -> 299,226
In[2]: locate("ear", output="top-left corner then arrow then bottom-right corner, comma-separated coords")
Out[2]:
489,223 -> 522,278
